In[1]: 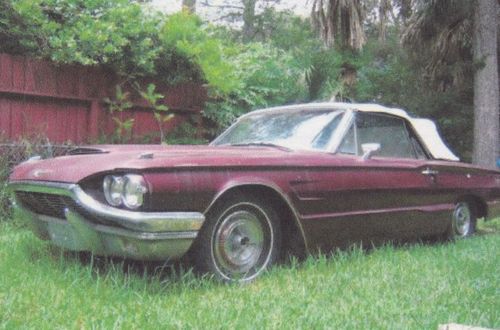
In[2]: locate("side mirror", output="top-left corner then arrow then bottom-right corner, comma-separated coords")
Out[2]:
361,143 -> 381,160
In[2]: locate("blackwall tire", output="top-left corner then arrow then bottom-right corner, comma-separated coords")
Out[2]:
447,201 -> 477,240
192,195 -> 281,282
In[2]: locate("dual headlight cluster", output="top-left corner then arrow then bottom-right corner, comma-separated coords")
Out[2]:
103,174 -> 148,210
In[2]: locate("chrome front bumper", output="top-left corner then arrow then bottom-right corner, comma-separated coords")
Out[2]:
9,181 -> 205,260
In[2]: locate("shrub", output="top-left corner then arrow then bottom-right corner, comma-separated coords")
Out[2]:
203,42 -> 309,136
0,1 -> 207,86
0,154 -> 11,221
0,136 -> 75,221
355,38 -> 473,159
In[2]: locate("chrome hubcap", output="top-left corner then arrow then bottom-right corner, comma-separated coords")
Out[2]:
213,206 -> 271,280
453,203 -> 471,237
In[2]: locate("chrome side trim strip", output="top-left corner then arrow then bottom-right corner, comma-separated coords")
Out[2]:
301,203 -> 454,221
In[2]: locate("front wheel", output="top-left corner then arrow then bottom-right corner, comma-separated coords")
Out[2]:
192,195 -> 281,282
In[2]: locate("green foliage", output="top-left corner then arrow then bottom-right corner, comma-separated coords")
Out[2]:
0,136 -> 75,221
196,8 -> 320,137
104,86 -> 134,143
207,9 -> 320,120
8,0 -> 161,74
258,9 -> 316,51
139,83 -> 173,142
0,157 -> 11,221
306,49 -> 346,101
354,37 -> 473,159
160,12 -> 237,94
0,1 -> 36,55
2,2 -> 315,140
231,43 -> 307,103
0,1 -> 212,87
0,1 -> 478,156
167,119 -> 208,145
203,42 -> 309,136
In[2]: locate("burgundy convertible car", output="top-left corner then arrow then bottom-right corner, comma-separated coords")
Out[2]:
9,103 -> 500,281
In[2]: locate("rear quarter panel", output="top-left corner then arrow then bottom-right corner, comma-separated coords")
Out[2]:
427,160 -> 500,219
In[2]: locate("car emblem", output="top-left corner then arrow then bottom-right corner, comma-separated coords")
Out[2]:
32,169 -> 52,178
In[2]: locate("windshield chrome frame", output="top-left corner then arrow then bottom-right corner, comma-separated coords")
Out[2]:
210,117 -> 241,146
211,108 -> 355,153
325,109 -> 355,153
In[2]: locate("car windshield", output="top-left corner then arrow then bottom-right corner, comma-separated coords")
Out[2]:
213,109 -> 345,151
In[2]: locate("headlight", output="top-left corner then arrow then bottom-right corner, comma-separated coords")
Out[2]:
103,175 -> 124,207
102,174 -> 147,209
122,174 -> 148,209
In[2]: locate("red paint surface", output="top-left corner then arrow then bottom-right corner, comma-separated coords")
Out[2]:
10,144 -> 500,251
0,53 -> 206,143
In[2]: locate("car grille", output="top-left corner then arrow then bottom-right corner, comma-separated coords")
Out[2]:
15,191 -> 75,219
15,191 -> 102,224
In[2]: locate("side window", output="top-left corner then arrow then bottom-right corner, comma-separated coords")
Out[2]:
410,134 -> 427,160
338,124 -> 356,155
355,113 -> 417,159
312,113 -> 344,150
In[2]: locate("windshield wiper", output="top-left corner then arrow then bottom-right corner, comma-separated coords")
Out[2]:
230,142 -> 292,152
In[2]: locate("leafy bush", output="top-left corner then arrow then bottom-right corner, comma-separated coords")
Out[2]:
166,119 -> 208,145
160,12 -> 237,94
202,42 -> 309,136
0,156 -> 11,221
0,1 -> 209,86
0,135 -> 75,221
1,2 -> 315,139
355,38 -> 473,159
0,1 -> 476,156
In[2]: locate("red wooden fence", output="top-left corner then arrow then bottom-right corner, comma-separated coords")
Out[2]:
0,53 -> 206,143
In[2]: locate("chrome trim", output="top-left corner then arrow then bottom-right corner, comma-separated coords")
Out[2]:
9,180 -> 205,233
210,201 -> 274,282
27,155 -> 42,162
9,181 -> 75,196
361,143 -> 381,160
328,109 -> 355,153
139,152 -> 154,159
11,201 -> 197,260
204,181 -> 309,252
421,168 -> 439,176
64,209 -> 197,241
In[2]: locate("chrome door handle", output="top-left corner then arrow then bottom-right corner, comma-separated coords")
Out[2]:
421,168 -> 439,176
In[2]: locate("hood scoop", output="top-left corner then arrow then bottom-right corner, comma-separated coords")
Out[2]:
139,152 -> 154,159
67,147 -> 109,156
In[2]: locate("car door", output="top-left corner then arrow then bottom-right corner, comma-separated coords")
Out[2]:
296,111 -> 443,252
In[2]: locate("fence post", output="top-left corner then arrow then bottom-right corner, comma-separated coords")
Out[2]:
88,100 -> 102,141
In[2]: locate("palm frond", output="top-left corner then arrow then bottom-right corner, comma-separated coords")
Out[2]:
401,0 -> 473,89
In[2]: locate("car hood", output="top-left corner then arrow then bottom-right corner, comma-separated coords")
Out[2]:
9,144 -> 305,183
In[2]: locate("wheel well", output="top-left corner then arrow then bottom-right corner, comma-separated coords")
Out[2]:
457,195 -> 487,219
206,185 -> 307,259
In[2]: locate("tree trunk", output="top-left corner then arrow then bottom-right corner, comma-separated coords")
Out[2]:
242,0 -> 257,41
182,0 -> 196,13
311,0 -> 365,50
473,0 -> 499,168
399,0 -> 412,23
378,0 -> 389,42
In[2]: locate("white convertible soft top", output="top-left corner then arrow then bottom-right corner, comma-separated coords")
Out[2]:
409,118 -> 459,161
345,103 -> 460,161
246,102 -> 460,161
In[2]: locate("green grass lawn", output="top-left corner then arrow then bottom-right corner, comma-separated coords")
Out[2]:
1,219 -> 499,329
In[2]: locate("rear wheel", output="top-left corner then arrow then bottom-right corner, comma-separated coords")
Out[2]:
193,195 -> 281,282
448,202 -> 476,239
